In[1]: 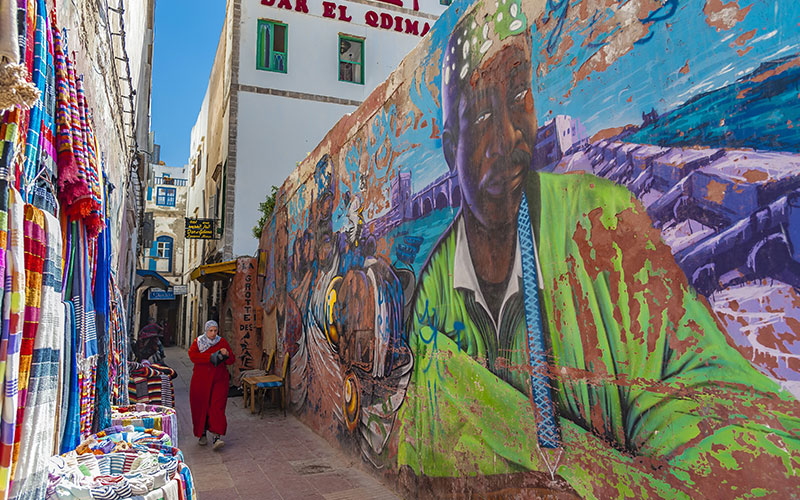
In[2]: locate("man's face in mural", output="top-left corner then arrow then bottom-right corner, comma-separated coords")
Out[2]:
315,193 -> 335,270
444,39 -> 537,229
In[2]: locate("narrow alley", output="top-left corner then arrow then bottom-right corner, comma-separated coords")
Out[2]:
166,347 -> 402,500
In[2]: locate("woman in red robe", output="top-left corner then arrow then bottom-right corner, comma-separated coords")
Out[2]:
189,320 -> 234,450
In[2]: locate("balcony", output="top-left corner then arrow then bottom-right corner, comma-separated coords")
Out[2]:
155,176 -> 187,186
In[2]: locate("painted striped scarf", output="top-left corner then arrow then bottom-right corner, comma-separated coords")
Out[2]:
0,188 -> 26,498
9,210 -> 63,500
10,204 -> 45,479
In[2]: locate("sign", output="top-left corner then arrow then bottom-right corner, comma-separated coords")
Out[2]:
259,0 -> 432,37
185,218 -> 216,239
148,289 -> 175,301
173,285 -> 188,295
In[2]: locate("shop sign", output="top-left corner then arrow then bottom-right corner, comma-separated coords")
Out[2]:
185,218 -> 216,239
149,289 -> 175,301
173,285 -> 188,295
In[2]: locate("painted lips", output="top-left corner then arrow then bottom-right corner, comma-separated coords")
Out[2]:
481,150 -> 530,197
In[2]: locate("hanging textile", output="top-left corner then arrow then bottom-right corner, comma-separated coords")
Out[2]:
0,188 -> 26,498
10,210 -> 63,500
0,0 -> 38,114
21,0 -> 47,189
11,204 -> 46,477
58,301 -> 78,455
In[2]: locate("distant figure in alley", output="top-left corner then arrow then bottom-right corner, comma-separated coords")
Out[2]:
189,320 -> 234,450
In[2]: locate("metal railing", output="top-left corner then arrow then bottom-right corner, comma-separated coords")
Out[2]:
154,176 -> 187,186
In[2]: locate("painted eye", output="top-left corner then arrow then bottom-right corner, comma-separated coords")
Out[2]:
513,88 -> 528,103
474,111 -> 492,125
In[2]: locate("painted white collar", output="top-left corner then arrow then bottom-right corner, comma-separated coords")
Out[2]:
452,215 -> 522,333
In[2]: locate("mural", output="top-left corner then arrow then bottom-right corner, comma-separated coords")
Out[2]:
257,0 -> 800,497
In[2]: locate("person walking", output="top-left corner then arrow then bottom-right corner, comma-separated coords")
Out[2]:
189,320 -> 234,450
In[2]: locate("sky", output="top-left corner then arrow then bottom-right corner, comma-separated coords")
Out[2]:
150,1 -> 227,167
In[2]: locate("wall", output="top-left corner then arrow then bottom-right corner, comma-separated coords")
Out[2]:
255,0 -> 800,498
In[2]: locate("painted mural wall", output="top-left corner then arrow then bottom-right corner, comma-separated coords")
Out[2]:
256,0 -> 800,497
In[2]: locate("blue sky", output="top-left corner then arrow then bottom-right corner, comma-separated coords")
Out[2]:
151,1 -> 227,167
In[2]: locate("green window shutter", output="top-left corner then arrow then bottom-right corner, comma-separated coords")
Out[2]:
257,20 -> 288,73
338,35 -> 364,85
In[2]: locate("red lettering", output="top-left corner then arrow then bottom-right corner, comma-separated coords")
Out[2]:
380,12 -> 393,29
261,0 -> 275,5
322,1 -> 336,18
338,5 -> 352,21
404,19 -> 419,35
295,0 -> 308,13
277,0 -> 292,9
394,15 -> 403,32
365,10 -> 379,27
413,0 -> 419,10
421,21 -> 430,36
375,0 -> 403,6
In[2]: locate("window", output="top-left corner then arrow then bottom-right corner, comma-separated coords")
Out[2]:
155,236 -> 174,272
257,20 -> 287,73
339,35 -> 364,84
156,187 -> 176,206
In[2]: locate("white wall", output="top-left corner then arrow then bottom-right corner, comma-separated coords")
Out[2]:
232,91 -> 355,256
239,0 -> 446,102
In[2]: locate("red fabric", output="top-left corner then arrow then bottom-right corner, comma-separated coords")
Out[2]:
188,337 -> 234,438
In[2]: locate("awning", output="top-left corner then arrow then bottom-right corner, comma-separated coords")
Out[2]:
190,260 -> 237,283
136,269 -> 171,289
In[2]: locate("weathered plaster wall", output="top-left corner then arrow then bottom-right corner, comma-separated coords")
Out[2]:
254,0 -> 800,498
223,257 -> 264,381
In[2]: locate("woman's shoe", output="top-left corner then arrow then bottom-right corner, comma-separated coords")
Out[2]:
198,433 -> 208,446
212,434 -> 225,451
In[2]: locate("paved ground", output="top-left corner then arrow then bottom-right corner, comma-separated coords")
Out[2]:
165,346 -> 402,500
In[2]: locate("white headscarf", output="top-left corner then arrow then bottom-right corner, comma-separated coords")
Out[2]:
197,320 -> 222,352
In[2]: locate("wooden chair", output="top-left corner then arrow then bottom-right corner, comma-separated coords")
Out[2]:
257,353 -> 289,417
241,350 -> 274,414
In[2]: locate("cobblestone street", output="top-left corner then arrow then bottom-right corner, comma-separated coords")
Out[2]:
166,347 -> 402,499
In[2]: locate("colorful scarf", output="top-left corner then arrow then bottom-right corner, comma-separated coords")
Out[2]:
21,0 -> 46,190
92,222 -> 110,432
9,209 -> 63,500
11,204 -> 45,478
51,24 -> 76,184
0,188 -> 26,498
58,300 -> 79,454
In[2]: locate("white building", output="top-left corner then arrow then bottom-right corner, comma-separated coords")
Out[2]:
181,0 -> 448,342
193,0 -> 448,259
136,163 -> 188,345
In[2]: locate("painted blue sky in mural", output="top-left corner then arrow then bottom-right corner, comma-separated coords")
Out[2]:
394,0 -> 799,195
531,1 -> 799,137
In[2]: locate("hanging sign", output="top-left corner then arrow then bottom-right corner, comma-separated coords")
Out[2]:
149,289 -> 175,301
185,218 -> 216,239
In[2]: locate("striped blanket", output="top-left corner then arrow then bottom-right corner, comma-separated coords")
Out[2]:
51,24 -> 76,183
21,0 -> 47,189
10,210 -> 63,500
58,301 -> 79,454
10,204 -> 45,479
127,363 -> 176,408
0,188 -> 26,498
